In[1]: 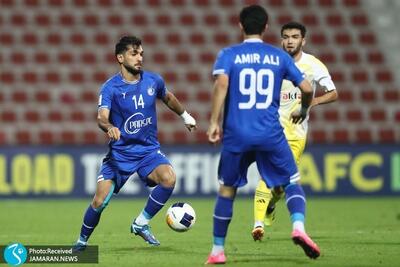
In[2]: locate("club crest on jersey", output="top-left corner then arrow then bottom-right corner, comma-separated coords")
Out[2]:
147,86 -> 155,96
124,112 -> 153,134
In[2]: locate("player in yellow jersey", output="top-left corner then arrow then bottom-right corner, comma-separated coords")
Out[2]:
252,22 -> 338,241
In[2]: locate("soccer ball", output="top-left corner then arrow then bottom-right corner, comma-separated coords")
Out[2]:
166,202 -> 196,232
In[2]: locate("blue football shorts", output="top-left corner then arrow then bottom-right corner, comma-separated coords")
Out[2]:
97,149 -> 171,194
218,140 -> 300,188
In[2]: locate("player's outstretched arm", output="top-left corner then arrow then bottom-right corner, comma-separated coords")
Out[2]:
162,91 -> 197,132
207,74 -> 228,144
97,108 -> 121,141
311,89 -> 338,108
291,79 -> 313,124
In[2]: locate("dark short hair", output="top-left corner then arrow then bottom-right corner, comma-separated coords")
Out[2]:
115,36 -> 142,56
281,22 -> 307,38
239,5 -> 268,35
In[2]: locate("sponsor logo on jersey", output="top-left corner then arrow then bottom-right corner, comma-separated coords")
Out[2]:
281,92 -> 301,100
124,112 -> 152,134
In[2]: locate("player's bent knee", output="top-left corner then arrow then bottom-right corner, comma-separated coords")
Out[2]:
92,195 -> 112,212
91,197 -> 105,210
92,182 -> 115,212
218,185 -> 236,199
159,172 -> 176,188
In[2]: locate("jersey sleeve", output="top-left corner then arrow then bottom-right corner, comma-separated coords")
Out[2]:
98,84 -> 113,110
312,59 -> 336,92
212,48 -> 232,76
155,74 -> 167,99
283,53 -> 304,87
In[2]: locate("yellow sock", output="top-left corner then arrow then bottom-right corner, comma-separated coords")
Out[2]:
253,180 -> 272,228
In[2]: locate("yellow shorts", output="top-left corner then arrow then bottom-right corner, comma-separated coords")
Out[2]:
287,139 -> 306,165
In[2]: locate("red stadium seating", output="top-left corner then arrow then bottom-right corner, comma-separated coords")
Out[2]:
39,131 -> 54,145
35,13 -> 51,27
175,52 -> 190,64
23,72 -> 38,83
83,130 -> 99,144
204,14 -> 219,26
301,14 -> 319,27
12,91 -> 28,103
132,14 -> 148,26
346,110 -> 363,122
0,0 -> 397,145
326,14 -> 344,27
173,130 -> 188,143
318,0 -> 335,7
34,52 -> 50,64
16,130 -> 31,145
355,129 -> 372,143
323,110 -> 339,122
369,109 -> 386,122
395,111 -> 400,123
338,89 -> 353,102
70,111 -> 85,122
310,129 -> 327,143
1,111 -> 17,123
351,13 -> 369,26
360,90 -> 377,102
24,110 -> 41,123
0,131 -> 6,145
367,51 -> 384,64
384,90 -> 400,102
161,112 -> 178,122
333,129 -> 350,143
343,51 -> 360,64
59,13 -> 75,26
269,0 -> 284,7
35,91 -> 51,103
47,110 -> 63,122
11,52 -> 26,64
343,0 -> 360,8
173,90 -> 189,102
293,0 -> 309,8
378,129 -> 395,143
25,0 -> 40,7
170,0 -> 185,7
61,131 -> 77,144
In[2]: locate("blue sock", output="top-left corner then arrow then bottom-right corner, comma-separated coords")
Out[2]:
144,184 -> 174,218
284,183 -> 306,224
79,205 -> 101,242
213,195 -> 234,246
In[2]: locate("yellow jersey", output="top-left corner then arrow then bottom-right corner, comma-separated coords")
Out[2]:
279,52 -> 336,140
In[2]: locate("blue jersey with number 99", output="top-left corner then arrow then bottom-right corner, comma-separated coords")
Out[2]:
212,39 -> 304,152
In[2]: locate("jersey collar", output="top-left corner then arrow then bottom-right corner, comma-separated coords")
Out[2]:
243,38 -> 263,43
119,72 -> 140,84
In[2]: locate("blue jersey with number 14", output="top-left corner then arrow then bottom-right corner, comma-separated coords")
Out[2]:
212,39 -> 304,152
98,71 -> 166,159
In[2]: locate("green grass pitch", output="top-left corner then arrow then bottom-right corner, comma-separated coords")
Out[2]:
1,197 -> 399,267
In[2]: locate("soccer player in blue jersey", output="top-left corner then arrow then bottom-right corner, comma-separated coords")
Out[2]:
205,5 -> 320,264
73,36 -> 196,251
